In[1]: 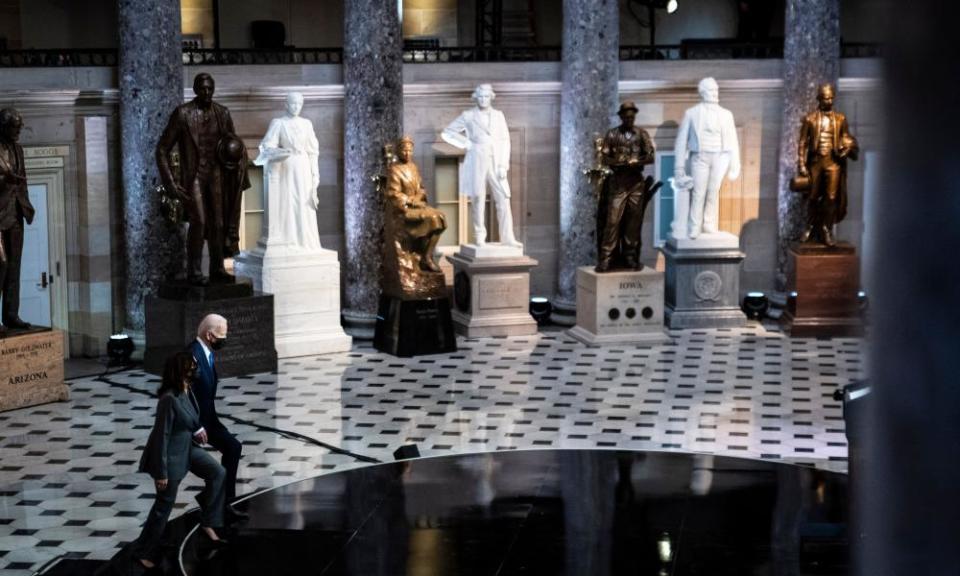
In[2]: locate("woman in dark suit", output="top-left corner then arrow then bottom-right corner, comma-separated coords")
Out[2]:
131,352 -> 227,570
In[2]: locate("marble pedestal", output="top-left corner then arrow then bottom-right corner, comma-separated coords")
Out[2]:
782,243 -> 863,337
663,232 -> 747,329
235,247 -> 352,358
0,328 -> 68,412
447,244 -> 539,338
568,266 -> 669,346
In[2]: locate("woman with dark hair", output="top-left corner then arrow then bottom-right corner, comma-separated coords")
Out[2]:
131,352 -> 227,570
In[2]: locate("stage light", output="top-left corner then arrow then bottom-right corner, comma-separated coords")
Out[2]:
857,290 -> 869,314
666,0 -> 678,13
107,334 -> 135,365
529,297 -> 552,325
741,291 -> 769,321
393,444 -> 421,461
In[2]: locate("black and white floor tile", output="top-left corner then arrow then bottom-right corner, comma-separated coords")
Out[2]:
0,324 -> 864,574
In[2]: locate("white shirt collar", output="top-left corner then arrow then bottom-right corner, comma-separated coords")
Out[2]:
196,337 -> 213,364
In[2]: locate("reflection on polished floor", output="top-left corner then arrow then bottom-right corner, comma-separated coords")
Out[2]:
0,325 -> 862,574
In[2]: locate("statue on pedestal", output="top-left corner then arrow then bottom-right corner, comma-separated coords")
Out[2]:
156,73 -> 250,285
381,136 -> 447,299
441,84 -> 521,248
254,92 -> 323,251
792,83 -> 859,247
672,77 -> 741,240
0,108 -> 35,332
593,101 -> 660,272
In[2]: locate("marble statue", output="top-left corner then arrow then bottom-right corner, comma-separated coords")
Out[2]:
381,136 -> 447,299
672,77 -> 741,240
441,84 -> 521,248
254,92 -> 322,251
595,101 -> 660,272
0,108 -> 35,331
156,72 -> 250,286
793,83 -> 859,247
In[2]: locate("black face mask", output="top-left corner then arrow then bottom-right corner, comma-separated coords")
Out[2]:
210,337 -> 226,351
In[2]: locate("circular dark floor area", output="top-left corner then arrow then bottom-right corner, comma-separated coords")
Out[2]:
176,449 -> 849,575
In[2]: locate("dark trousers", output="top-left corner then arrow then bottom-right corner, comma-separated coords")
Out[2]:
0,221 -> 24,323
598,169 -> 646,268
132,448 -> 225,561
186,171 -> 224,280
808,157 -> 841,229
207,425 -> 242,503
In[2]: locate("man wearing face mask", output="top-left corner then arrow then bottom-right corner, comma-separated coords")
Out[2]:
189,313 -> 247,523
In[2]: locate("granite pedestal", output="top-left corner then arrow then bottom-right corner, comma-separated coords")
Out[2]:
1,328 -> 68,412
568,266 -> 669,346
663,232 -> 747,329
145,278 -> 278,377
235,247 -> 352,358
373,294 -> 457,357
782,243 -> 863,337
447,244 -> 539,338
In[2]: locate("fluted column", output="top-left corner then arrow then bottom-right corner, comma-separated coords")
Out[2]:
342,0 -> 403,338
552,0 -> 620,325
118,0 -> 185,333
775,0 -> 840,289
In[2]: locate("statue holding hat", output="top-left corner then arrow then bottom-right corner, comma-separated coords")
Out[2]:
594,101 -> 660,272
156,72 -> 251,285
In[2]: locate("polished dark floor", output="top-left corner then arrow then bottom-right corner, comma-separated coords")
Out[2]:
146,449 -> 849,576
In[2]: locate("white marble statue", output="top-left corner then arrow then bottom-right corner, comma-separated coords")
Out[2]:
441,84 -> 521,248
672,77 -> 741,240
254,92 -> 322,251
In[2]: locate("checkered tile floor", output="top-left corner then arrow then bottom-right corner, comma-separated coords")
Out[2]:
0,324 -> 864,574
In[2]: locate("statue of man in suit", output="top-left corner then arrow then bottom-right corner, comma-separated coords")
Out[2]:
156,73 -> 250,286
0,108 -> 36,331
441,84 -> 521,248
673,77 -> 741,240
795,83 -> 859,247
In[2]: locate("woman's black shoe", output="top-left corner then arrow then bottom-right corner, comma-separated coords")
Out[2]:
198,527 -> 229,547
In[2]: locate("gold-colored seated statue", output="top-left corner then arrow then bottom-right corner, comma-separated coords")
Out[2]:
378,136 -> 447,299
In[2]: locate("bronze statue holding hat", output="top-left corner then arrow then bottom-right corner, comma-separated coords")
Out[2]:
156,72 -> 251,285
594,101 -> 660,272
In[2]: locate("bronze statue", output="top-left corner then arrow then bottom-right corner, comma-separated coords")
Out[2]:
0,108 -> 36,331
156,73 -> 250,286
792,83 -> 859,247
380,136 -> 447,299
594,101 -> 661,272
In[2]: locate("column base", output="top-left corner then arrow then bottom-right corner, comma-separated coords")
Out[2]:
342,309 -> 377,340
549,295 -> 577,326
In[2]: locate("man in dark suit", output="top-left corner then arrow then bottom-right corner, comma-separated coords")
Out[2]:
189,313 -> 248,523
156,72 -> 250,286
0,108 -> 36,332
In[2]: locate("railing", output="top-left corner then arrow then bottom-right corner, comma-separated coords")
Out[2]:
0,43 -> 881,68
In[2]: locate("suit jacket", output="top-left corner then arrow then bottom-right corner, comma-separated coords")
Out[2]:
441,107 -> 511,198
138,390 -> 202,482
674,103 -> 741,176
797,110 -> 858,221
0,140 -> 35,230
189,340 -> 223,432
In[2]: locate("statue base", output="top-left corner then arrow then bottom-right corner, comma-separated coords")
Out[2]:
234,246 -> 352,358
144,285 -> 278,377
0,327 -> 68,412
158,277 -> 254,300
568,266 -> 669,346
663,233 -> 747,329
373,294 -> 458,357
447,250 -> 538,338
781,243 -> 863,337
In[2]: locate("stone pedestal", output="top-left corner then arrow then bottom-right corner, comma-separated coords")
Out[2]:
782,243 -> 863,337
663,232 -> 747,329
144,280 -> 278,377
0,328 -> 68,412
568,266 -> 669,346
447,244 -> 538,338
373,295 -> 457,357
235,247 -> 352,358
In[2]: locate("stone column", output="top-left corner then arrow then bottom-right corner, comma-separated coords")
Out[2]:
342,0 -> 403,338
775,0 -> 840,290
552,0 -> 620,325
118,0 -> 184,335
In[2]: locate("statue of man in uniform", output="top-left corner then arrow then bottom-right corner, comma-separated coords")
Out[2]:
0,108 -> 36,331
156,73 -> 250,285
795,83 -> 859,247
